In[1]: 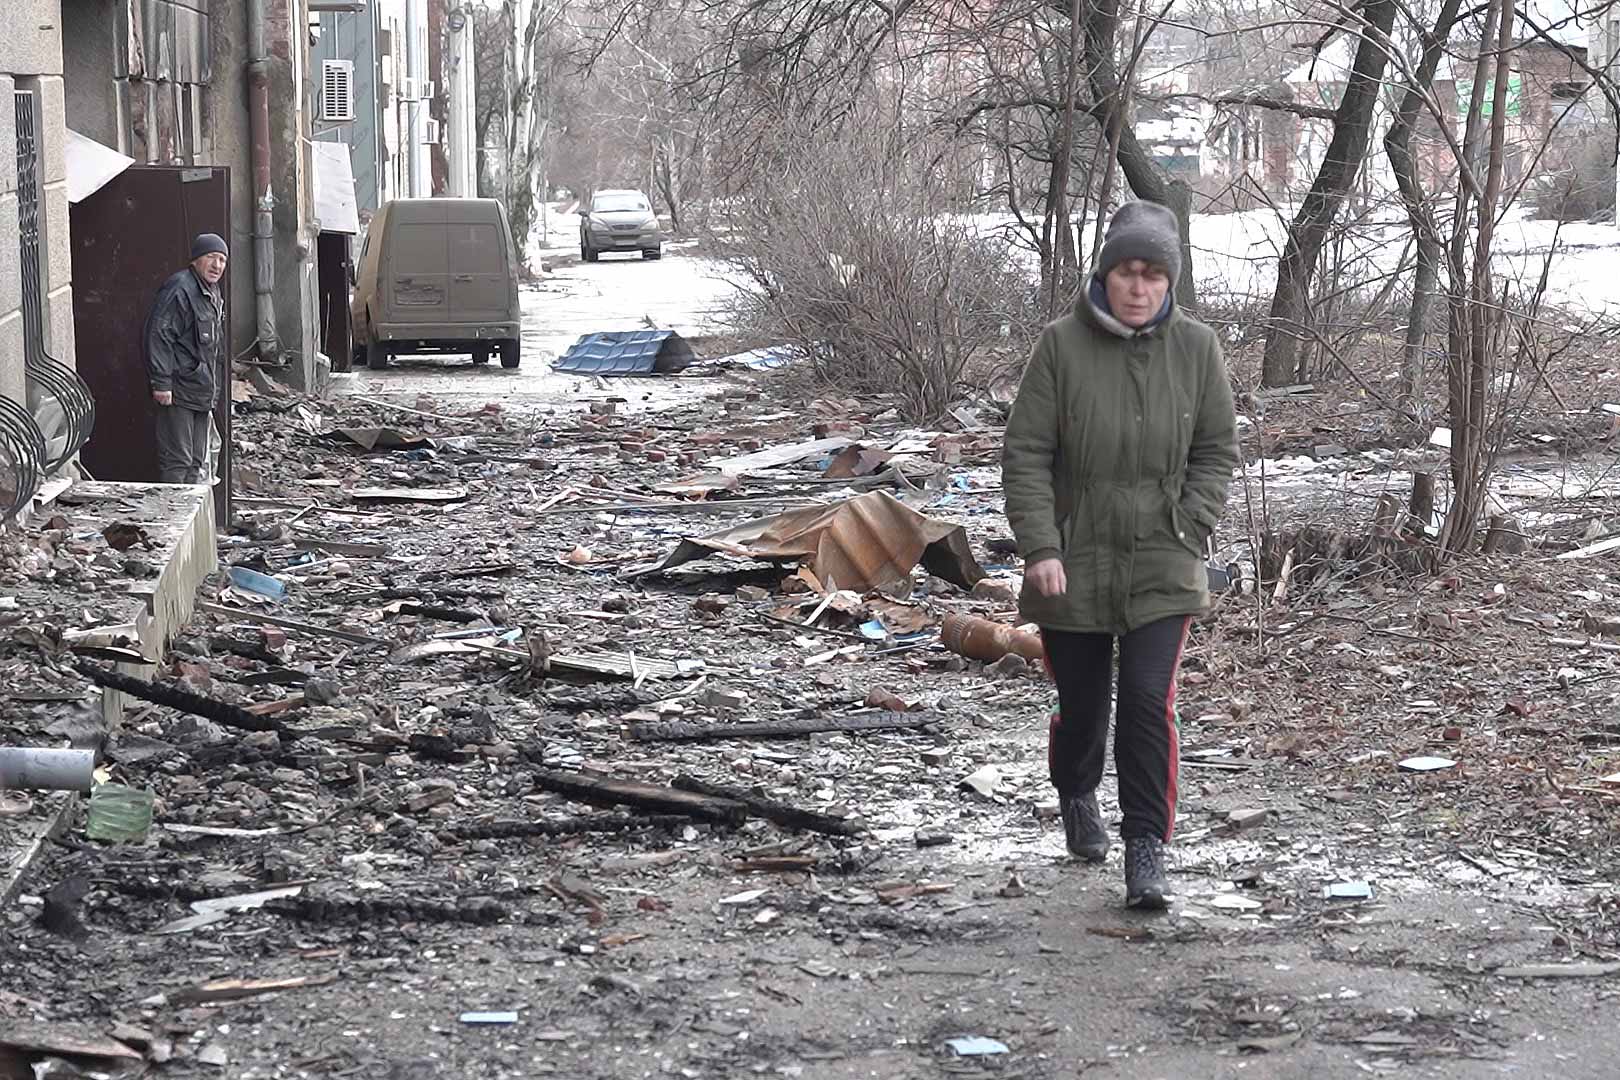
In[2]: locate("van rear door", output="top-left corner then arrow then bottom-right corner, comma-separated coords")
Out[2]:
447,205 -> 513,322
387,206 -> 450,323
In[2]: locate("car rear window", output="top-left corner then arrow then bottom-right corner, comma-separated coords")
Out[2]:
392,223 -> 445,273
593,194 -> 649,213
449,223 -> 506,272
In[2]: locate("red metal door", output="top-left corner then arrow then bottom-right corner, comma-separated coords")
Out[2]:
68,165 -> 233,526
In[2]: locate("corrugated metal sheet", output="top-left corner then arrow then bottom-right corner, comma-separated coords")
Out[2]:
630,491 -> 987,594
551,330 -> 696,377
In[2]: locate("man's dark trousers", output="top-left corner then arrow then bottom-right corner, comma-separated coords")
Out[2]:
156,406 -> 210,484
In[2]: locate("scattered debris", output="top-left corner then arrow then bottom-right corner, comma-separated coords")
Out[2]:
945,1036 -> 1009,1057
958,764 -> 1003,798
1397,756 -> 1457,772
1226,807 -> 1269,829
1324,881 -> 1373,900
84,783 -> 154,843
321,427 -> 436,452
941,613 -> 1044,664
459,1011 -> 521,1024
227,565 -> 288,601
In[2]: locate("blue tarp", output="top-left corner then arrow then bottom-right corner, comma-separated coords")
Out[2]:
551,330 -> 696,376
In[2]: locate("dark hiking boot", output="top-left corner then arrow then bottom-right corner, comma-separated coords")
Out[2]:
1124,836 -> 1170,910
1060,791 -> 1109,863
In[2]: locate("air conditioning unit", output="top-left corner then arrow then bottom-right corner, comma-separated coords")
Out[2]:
418,79 -> 435,100
398,76 -> 416,101
421,118 -> 440,145
320,60 -> 355,123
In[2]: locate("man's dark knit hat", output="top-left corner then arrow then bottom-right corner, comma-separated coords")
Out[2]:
1096,201 -> 1180,284
191,233 -> 228,260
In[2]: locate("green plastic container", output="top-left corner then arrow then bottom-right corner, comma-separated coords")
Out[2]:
85,783 -> 154,842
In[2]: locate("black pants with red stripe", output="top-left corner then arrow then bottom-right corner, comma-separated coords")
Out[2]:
1042,616 -> 1189,842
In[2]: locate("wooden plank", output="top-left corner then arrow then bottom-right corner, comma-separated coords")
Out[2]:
1556,535 -> 1620,561
292,537 -> 390,558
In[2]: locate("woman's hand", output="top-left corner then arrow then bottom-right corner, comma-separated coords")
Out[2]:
1025,557 -> 1067,597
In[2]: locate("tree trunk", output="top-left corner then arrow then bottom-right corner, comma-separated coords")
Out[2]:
1261,0 -> 1399,386
1442,0 -> 1513,557
1384,0 -> 1463,420
1080,0 -> 1197,310
503,0 -> 546,271
1401,235 -> 1440,414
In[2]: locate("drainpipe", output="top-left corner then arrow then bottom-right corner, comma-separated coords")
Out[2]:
247,0 -> 282,361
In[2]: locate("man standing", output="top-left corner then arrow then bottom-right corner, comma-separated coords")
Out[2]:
144,234 -> 227,484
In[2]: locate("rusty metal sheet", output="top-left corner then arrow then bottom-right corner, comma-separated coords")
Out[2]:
631,491 -> 986,593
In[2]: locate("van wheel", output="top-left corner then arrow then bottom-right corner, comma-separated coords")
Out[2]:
471,347 -> 491,365
500,339 -> 521,369
365,336 -> 388,368
642,246 -> 662,260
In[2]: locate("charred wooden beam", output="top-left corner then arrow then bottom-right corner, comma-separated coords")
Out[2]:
628,711 -> 933,743
533,769 -> 748,826
672,774 -> 862,837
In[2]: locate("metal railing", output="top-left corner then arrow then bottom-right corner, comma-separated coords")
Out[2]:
16,90 -> 95,473
0,391 -> 45,521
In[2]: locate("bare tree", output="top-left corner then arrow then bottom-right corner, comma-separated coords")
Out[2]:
1440,0 -> 1514,556
1383,0 -> 1463,421
1260,0 -> 1399,387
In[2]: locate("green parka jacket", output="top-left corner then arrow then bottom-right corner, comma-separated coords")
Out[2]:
1002,286 -> 1239,634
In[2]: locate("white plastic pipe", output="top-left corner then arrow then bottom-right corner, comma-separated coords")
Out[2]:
0,748 -> 95,792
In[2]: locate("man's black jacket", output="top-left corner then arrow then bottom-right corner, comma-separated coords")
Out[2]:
143,268 -> 223,411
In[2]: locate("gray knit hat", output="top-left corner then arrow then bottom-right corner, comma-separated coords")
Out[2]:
1095,201 -> 1180,284
190,233 -> 228,260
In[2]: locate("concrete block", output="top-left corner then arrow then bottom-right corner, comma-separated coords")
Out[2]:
36,76 -> 66,184
0,312 -> 25,404
0,75 -> 14,196
44,180 -> 70,292
0,0 -> 65,78
0,194 -> 19,315
47,285 -> 75,369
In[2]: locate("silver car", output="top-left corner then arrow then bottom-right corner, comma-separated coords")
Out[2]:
580,189 -> 663,262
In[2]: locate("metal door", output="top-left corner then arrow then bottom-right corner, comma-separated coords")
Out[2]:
68,165 -> 232,525
446,213 -> 509,323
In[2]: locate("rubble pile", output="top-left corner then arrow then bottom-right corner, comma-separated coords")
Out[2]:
2,357 -> 1619,1075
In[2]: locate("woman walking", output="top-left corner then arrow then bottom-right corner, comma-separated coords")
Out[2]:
1002,201 -> 1238,909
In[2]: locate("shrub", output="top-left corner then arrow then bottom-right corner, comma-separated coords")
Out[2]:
714,124 -> 1041,421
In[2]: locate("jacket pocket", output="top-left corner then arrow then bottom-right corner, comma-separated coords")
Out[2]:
1168,500 -> 1205,556
1139,479 -> 1202,556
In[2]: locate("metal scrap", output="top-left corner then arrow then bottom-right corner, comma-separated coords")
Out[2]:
631,491 -> 986,593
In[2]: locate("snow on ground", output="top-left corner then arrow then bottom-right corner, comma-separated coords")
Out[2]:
333,242 -> 740,415
969,208 -> 1620,316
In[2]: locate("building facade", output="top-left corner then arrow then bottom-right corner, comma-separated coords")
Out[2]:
314,0 -> 477,220
1,0 -> 86,521
60,0 -> 324,390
